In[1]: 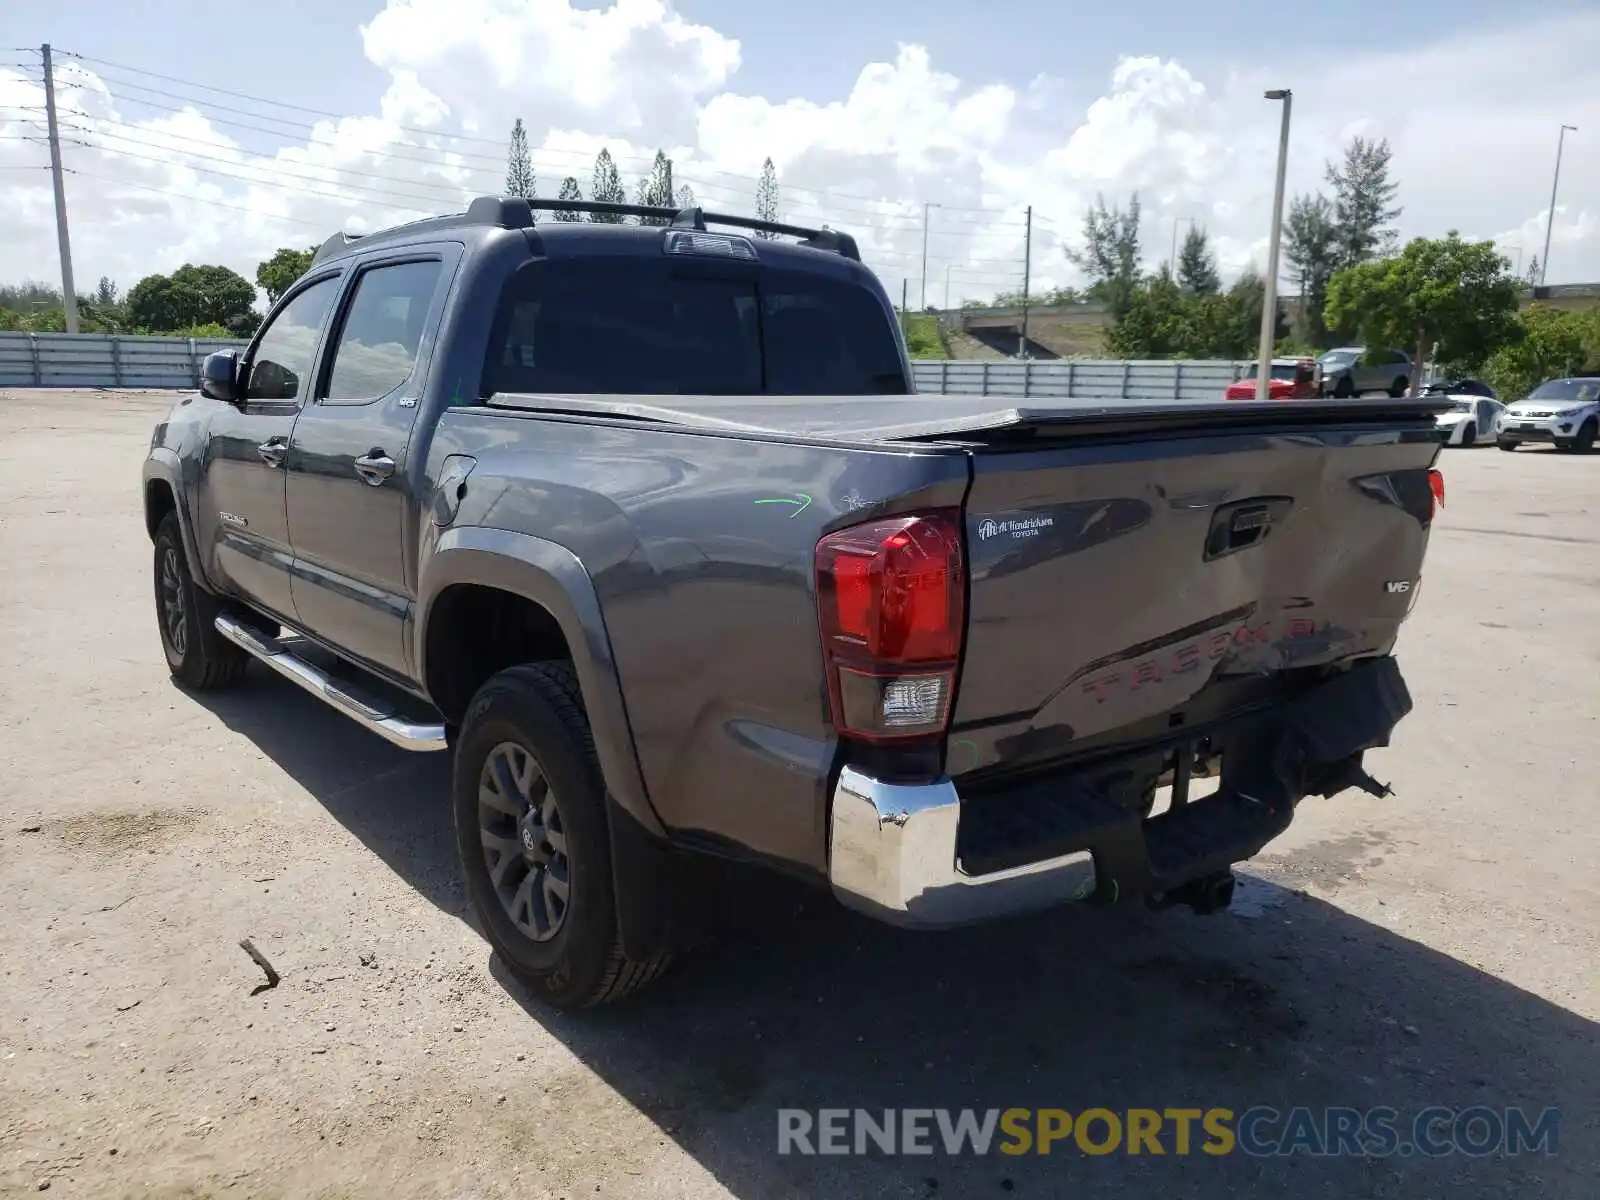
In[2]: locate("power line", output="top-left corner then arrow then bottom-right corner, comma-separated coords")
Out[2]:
55,47 -> 1031,221
37,99 -> 1018,238
57,120 -> 482,207
61,166 -> 328,227
62,141 -> 439,214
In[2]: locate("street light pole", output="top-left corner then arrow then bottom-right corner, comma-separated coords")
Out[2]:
1539,124 -> 1577,287
1256,89 -> 1292,402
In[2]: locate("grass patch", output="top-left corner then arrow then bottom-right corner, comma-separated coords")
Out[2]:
903,314 -> 947,360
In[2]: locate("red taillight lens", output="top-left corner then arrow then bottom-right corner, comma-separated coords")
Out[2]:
815,510 -> 965,741
1428,468 -> 1445,517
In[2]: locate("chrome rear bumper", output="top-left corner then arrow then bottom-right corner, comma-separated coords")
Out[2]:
827,765 -> 1096,928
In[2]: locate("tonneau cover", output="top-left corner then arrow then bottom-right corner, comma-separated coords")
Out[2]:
486,391 -> 1454,444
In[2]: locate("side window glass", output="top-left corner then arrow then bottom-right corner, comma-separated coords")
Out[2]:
325,260 -> 444,403
246,278 -> 337,404
246,278 -> 338,403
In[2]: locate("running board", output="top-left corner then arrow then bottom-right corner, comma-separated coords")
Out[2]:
213,614 -> 448,752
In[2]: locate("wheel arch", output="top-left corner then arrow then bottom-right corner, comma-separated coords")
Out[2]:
142,451 -> 215,593
415,527 -> 663,838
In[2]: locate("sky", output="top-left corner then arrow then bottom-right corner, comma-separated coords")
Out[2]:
2,0 -> 1598,311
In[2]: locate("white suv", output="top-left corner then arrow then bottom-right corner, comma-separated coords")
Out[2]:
1496,377 -> 1600,453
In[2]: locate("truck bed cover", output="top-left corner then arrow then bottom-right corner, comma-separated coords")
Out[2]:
486,391 -> 1453,444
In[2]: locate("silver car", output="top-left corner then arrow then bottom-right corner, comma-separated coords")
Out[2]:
1317,347 -> 1417,398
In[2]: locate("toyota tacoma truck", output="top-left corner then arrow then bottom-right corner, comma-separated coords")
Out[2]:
143,195 -> 1449,1009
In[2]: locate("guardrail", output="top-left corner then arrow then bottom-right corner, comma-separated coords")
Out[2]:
0,331 -> 247,390
911,359 -> 1248,400
2,331 -> 1255,400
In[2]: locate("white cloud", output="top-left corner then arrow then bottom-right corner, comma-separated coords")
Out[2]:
2,0 -> 1598,316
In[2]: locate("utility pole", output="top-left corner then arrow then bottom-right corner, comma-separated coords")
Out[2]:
943,264 -> 951,311
42,44 -> 80,335
1539,124 -> 1577,286
1019,205 -> 1033,359
919,202 -> 941,311
1256,89 -> 1292,401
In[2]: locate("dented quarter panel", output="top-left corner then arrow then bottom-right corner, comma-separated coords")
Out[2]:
426,407 -> 970,874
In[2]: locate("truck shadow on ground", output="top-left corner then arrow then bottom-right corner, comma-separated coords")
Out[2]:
194,671 -> 1596,1200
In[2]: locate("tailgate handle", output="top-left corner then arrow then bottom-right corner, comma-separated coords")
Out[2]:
1204,497 -> 1293,560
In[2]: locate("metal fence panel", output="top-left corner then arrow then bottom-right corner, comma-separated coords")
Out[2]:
0,331 -> 248,390
911,359 -> 1249,401
1,333 -> 1256,401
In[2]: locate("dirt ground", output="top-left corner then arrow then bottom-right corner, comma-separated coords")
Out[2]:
0,388 -> 1595,1198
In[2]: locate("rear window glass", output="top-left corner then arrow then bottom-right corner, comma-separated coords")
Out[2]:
481,258 -> 906,398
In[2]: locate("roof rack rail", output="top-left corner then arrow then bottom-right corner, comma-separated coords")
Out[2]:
474,195 -> 862,261
313,230 -> 363,263
308,195 -> 862,268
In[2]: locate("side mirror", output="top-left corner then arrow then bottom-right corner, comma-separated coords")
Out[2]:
200,349 -> 243,403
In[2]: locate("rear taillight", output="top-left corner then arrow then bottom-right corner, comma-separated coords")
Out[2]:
1428,468 -> 1445,518
815,510 -> 966,742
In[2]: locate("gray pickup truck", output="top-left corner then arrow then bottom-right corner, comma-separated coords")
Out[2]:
143,195 -> 1448,1008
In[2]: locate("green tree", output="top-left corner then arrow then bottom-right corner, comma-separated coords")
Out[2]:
1283,193 -> 1339,344
552,176 -> 583,222
505,118 -> 536,213
635,151 -> 674,224
1107,270 -> 1193,357
755,157 -> 780,235
676,183 -> 696,211
1068,192 -> 1142,317
1176,227 -> 1220,296
0,280 -> 64,313
1481,305 -> 1600,400
1325,233 -> 1521,392
1326,136 -> 1401,269
590,148 -> 625,221
255,246 -> 316,305
127,264 -> 259,335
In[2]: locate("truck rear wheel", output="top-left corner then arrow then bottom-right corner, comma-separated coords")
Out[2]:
153,512 -> 249,690
452,661 -> 670,1009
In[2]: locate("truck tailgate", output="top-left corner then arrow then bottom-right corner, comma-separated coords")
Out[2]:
950,417 -> 1441,780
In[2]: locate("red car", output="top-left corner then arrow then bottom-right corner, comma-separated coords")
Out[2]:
1225,358 -> 1321,400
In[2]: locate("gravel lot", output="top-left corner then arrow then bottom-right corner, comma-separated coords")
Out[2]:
1,388 -> 1595,1198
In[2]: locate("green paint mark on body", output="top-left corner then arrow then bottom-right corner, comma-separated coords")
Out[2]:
754,493 -> 813,518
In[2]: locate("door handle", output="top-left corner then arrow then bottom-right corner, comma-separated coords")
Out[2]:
257,437 -> 288,468
354,450 -> 396,486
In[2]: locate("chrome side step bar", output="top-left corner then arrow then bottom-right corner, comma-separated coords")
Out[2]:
213,614 -> 448,753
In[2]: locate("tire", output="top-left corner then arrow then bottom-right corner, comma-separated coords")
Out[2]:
453,661 -> 671,1009
1576,419 -> 1598,454
1389,376 -> 1408,398
1333,376 -> 1354,399
153,511 -> 249,690
1497,439 -> 1518,452
1459,422 -> 1475,447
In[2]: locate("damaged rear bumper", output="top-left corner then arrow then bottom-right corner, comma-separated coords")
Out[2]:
828,656 -> 1412,928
